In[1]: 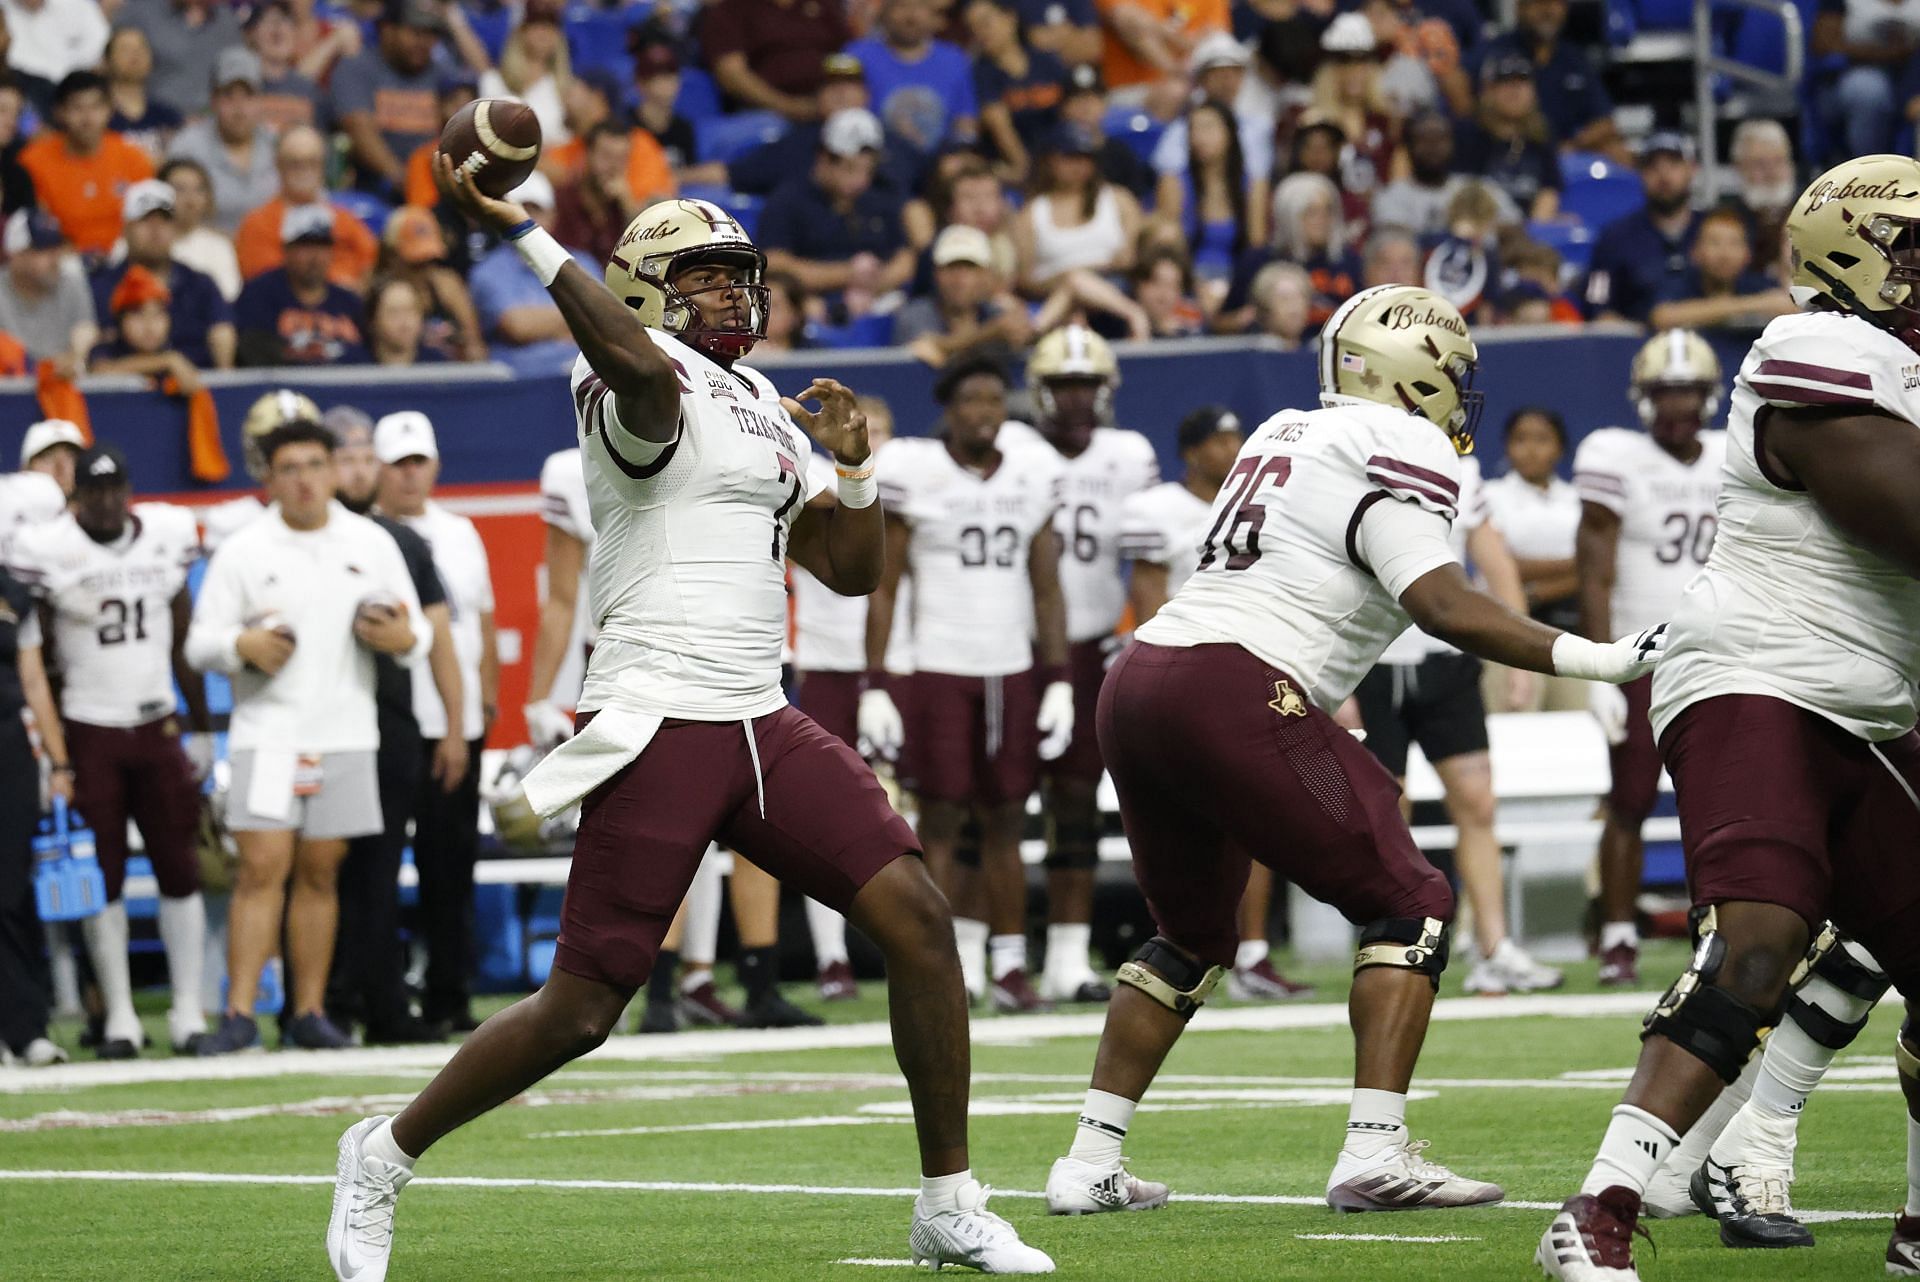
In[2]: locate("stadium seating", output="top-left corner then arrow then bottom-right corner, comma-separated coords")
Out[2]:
675,68 -> 723,122
678,184 -> 765,236
1526,218 -> 1597,277
332,189 -> 394,236
1558,152 -> 1645,230
1102,104 -> 1166,166
695,111 -> 789,165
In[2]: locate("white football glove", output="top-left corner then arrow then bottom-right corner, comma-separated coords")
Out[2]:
183,732 -> 216,783
1036,680 -> 1076,761
1587,681 -> 1630,746
1552,623 -> 1669,688
523,699 -> 576,753
858,688 -> 905,761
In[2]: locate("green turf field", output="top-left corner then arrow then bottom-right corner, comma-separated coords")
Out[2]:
2,939 -> 1910,1281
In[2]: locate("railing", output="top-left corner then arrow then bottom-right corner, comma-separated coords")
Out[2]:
1695,0 -> 1805,203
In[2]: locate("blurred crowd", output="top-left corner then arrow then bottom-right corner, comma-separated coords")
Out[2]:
0,0 -> 1835,385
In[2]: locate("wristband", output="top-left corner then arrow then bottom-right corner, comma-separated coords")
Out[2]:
837,471 -> 877,509
1549,633 -> 1604,681
511,225 -> 572,288
49,763 -> 73,775
502,218 -> 537,241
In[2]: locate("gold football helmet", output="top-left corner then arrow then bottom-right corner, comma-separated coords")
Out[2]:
240,389 -> 323,480
604,198 -> 767,360
1630,328 -> 1722,430
1787,154 -> 1920,345
1318,284 -> 1482,453
1027,324 -> 1120,426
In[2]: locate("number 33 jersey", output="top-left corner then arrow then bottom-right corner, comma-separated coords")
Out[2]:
877,434 -> 1064,678
9,503 -> 200,727
1136,401 -> 1462,710
1572,425 -> 1725,637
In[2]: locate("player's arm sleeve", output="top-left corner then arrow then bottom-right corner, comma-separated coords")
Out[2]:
5,528 -> 46,598
1746,326 -> 1901,416
876,439 -> 915,513
1354,495 -> 1461,599
538,453 -> 590,540
1132,434 -> 1162,490
577,357 -> 684,485
183,546 -> 248,674
1116,493 -> 1169,566
1359,418 -> 1463,521
1571,433 -> 1630,516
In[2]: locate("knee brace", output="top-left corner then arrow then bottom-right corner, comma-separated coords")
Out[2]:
1642,911 -> 1777,1083
1784,926 -> 1889,1051
1043,811 -> 1099,871
1116,936 -> 1224,1021
1354,916 -> 1450,990
1899,1015 -> 1920,1084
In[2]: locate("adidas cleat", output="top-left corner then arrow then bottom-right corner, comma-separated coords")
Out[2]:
1689,1157 -> 1812,1248
909,1179 -> 1054,1273
1325,1138 -> 1503,1212
1536,1187 -> 1646,1281
1043,1155 -> 1169,1215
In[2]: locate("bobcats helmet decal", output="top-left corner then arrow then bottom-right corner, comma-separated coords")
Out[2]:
240,389 -> 323,480
1787,154 -> 1920,350
605,198 -> 769,361
1028,324 -> 1120,428
1318,285 -> 1482,453
1630,328 -> 1723,431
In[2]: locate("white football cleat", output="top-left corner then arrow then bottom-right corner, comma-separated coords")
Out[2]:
328,1117 -> 412,1282
1639,1159 -> 1699,1219
1463,939 -> 1565,995
1325,1137 -> 1503,1211
909,1179 -> 1055,1273
1043,1154 -> 1169,1215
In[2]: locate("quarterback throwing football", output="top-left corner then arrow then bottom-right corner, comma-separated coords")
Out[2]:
326,164 -> 1053,1278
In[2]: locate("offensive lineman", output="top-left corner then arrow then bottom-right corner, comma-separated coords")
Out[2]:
9,446 -> 212,1056
1538,155 -> 1920,1282
1040,284 -> 1665,1218
997,327 -> 1157,1005
861,357 -> 1074,1013
327,171 -> 1054,1276
1575,329 -> 1727,987
1118,404 -> 1311,1002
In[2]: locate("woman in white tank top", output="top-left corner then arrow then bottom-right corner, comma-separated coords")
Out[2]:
1015,126 -> 1144,294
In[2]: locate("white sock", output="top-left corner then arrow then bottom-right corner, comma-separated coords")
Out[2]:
46,921 -> 82,1016
804,898 -> 848,968
1660,1053 -> 1757,1180
1751,973 -> 1874,1117
367,1117 -> 418,1169
1068,1088 -> 1136,1166
1343,1087 -> 1408,1157
679,966 -> 715,996
919,1167 -> 972,1212
81,900 -> 141,1043
954,918 -> 989,995
1235,938 -> 1269,971
1045,922 -> 1091,986
1581,1104 -> 1680,1196
1907,1114 -> 1920,1218
158,894 -> 207,1039
988,934 -> 1027,982
681,847 -> 725,967
1600,921 -> 1640,952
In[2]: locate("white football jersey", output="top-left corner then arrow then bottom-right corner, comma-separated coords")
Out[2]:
1573,426 -> 1725,636
538,445 -> 599,683
877,432 -> 1064,677
1118,479 -> 1215,600
1653,310 -> 1920,742
572,332 -> 823,720
395,501 -> 495,741
9,503 -> 199,727
1374,455 -> 1488,665
0,470 -> 64,561
791,452 -> 867,674
1138,400 -> 1463,710
998,421 -> 1160,640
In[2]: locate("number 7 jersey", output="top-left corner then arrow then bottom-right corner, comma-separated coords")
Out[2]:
1135,401 -> 1463,710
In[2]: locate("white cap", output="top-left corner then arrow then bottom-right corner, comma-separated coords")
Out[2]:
1322,12 -> 1377,52
932,224 -> 993,268
20,418 -> 85,468
123,179 -> 176,223
1189,32 -> 1250,74
508,170 -> 556,210
822,107 -> 885,158
373,410 -> 438,463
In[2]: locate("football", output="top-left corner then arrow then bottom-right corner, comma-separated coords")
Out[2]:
438,98 -> 542,199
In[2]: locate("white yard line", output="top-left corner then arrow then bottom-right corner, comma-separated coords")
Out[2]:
1296,1233 -> 1481,1242
0,992 -> 1663,1094
532,1116 -> 911,1139
0,1168 -> 1892,1223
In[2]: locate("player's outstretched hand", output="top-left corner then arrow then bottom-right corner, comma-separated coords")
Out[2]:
1588,681 -> 1630,745
1036,679 -> 1075,761
783,379 -> 869,467
1552,623 -> 1668,687
433,151 -> 531,235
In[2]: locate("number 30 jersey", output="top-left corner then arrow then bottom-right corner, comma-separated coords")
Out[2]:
1572,425 -> 1725,637
877,433 -> 1064,677
1136,400 -> 1462,710
9,503 -> 200,727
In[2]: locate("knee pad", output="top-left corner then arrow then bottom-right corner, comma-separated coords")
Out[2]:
1642,916 -> 1776,1083
1785,927 -> 1889,1051
1116,936 -> 1225,1022
1898,1015 -> 1920,1083
1043,812 -> 1099,871
1355,916 -> 1450,990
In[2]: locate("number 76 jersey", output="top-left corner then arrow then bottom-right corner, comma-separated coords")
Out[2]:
1135,401 -> 1463,711
1571,426 -> 1726,636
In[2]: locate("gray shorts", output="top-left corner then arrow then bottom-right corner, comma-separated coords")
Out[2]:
226,749 -> 382,840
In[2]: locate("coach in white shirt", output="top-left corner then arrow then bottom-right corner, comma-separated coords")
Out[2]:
374,410 -> 499,1032
186,417 -> 430,1055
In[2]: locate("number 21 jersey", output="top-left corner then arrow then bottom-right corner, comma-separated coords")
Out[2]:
1137,401 -> 1462,710
1572,426 -> 1725,636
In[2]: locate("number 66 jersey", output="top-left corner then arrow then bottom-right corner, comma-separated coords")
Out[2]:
1571,425 -> 1726,636
1137,400 -> 1463,710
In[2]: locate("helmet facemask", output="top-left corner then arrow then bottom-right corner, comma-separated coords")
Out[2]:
644,246 -> 770,362
1404,338 -> 1481,455
1809,208 -> 1920,350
